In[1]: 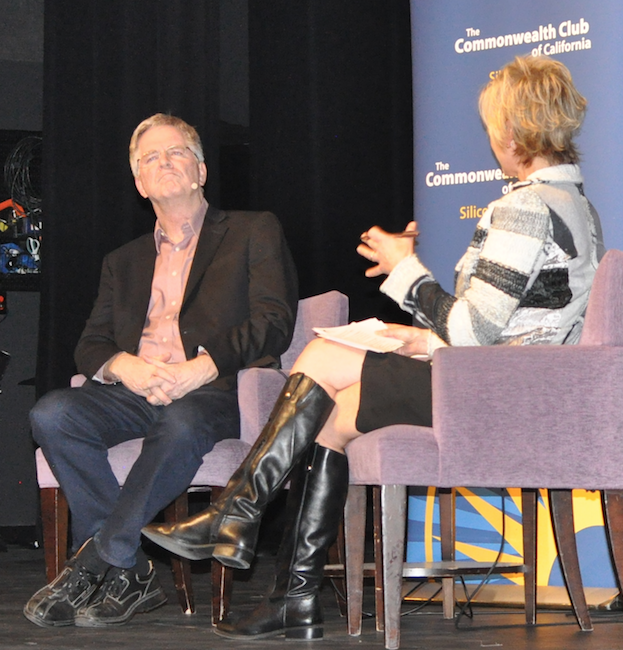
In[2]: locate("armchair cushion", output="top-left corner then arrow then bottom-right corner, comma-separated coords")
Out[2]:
36,438 -> 145,488
36,437 -> 254,490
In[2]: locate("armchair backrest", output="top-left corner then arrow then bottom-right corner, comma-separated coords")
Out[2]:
281,290 -> 349,370
579,249 -> 623,346
433,248 -> 623,490
237,290 -> 348,444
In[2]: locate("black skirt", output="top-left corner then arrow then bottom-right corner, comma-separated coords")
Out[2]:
355,351 -> 433,433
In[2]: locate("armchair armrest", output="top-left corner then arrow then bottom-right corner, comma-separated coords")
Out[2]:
432,345 -> 623,490
71,374 -> 87,388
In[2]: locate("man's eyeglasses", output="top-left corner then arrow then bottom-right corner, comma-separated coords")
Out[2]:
138,145 -> 197,169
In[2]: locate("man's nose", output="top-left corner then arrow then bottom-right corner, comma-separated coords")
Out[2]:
159,152 -> 174,167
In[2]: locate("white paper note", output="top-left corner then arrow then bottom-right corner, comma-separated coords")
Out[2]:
313,318 -> 404,353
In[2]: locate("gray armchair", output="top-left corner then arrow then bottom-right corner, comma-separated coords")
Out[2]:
346,249 -> 623,649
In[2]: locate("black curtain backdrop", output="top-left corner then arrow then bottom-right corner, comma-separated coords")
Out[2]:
38,0 -> 220,394
248,0 -> 413,323
37,0 -> 413,395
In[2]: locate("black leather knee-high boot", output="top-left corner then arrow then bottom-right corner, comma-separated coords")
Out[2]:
142,374 -> 335,569
214,443 -> 349,640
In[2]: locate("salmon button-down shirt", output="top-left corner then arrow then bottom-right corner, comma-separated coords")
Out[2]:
137,200 -> 208,364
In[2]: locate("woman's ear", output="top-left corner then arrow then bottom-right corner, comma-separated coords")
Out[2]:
506,123 -> 516,150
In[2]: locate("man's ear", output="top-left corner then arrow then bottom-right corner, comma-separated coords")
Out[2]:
135,175 -> 148,198
199,162 -> 208,186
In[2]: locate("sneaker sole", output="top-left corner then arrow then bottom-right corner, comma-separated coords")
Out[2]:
142,533 -> 254,570
213,624 -> 323,640
74,591 -> 167,627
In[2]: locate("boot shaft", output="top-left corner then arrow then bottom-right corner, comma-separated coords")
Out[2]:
207,374 -> 336,568
140,373 -> 336,571
273,443 -> 349,599
226,373 -> 334,490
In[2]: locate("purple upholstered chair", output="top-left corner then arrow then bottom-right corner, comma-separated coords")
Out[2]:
345,249 -> 623,649
35,290 -> 349,623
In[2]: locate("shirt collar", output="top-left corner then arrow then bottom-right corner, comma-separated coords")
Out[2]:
154,199 -> 208,252
526,163 -> 583,184
511,164 -> 583,192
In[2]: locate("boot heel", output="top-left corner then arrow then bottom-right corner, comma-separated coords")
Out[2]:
213,544 -> 254,570
285,625 -> 323,640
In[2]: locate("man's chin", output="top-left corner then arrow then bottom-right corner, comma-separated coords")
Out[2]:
155,179 -> 188,198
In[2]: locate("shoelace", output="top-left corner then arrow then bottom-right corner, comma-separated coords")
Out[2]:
52,562 -> 101,601
99,569 -> 131,600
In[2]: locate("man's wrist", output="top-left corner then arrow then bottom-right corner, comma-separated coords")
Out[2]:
194,350 -> 218,384
103,352 -> 126,383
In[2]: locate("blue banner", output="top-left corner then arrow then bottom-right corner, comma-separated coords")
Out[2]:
408,1 -> 622,589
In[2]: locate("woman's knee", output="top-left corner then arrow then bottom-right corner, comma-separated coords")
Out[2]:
292,339 -> 347,386
292,338 -> 329,370
292,339 -> 366,393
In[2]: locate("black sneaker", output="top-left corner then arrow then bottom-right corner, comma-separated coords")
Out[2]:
74,561 -> 167,627
23,557 -> 106,627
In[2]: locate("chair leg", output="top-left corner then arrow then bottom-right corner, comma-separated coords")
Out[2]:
381,484 -> 406,650
40,487 -> 69,583
327,518 -> 348,617
211,558 -> 234,625
163,493 -> 195,615
372,485 -> 385,631
521,488 -> 537,625
438,487 -> 455,619
209,486 -> 234,626
548,489 -> 592,631
345,484 -> 367,636
601,490 -> 623,595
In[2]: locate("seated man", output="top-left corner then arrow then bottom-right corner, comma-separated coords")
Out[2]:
24,114 -> 298,628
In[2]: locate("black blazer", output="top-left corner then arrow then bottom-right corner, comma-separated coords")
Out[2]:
74,205 -> 298,391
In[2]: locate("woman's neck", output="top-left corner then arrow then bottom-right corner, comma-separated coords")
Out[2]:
516,156 -> 556,181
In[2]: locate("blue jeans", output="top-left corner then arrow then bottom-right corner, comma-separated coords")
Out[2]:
31,380 -> 239,568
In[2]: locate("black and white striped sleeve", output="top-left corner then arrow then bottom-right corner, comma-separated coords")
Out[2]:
381,190 -> 551,346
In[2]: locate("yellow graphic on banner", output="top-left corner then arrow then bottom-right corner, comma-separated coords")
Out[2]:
425,487 -> 604,586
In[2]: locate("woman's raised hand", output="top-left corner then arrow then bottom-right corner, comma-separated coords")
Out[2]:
357,221 -> 418,277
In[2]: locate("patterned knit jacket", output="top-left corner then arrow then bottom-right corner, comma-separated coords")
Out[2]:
381,164 -> 603,349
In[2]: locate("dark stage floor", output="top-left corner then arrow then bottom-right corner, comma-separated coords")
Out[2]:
2,542 -> 623,650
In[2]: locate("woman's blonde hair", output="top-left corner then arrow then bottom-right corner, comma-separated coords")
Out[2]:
479,56 -> 587,166
129,113 -> 204,177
